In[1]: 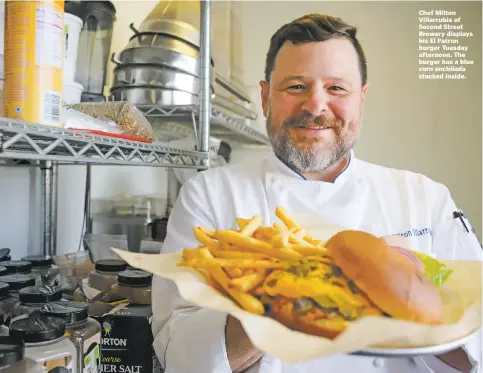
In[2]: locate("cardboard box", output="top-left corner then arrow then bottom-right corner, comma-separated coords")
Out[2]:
90,303 -> 162,373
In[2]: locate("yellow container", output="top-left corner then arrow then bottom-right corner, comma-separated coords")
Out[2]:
4,0 -> 64,127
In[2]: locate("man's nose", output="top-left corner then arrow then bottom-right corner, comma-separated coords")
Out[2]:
302,86 -> 329,115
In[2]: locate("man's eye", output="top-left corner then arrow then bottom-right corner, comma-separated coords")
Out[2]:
287,85 -> 305,91
328,86 -> 345,92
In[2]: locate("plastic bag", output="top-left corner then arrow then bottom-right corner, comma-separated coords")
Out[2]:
71,102 -> 156,141
63,107 -> 124,134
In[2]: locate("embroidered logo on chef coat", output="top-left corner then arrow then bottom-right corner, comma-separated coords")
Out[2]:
396,228 -> 433,238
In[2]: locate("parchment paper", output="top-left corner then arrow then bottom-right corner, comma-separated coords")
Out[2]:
111,216 -> 482,362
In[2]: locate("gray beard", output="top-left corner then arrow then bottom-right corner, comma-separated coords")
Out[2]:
267,119 -> 356,173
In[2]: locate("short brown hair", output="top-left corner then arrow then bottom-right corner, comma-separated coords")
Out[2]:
264,14 -> 367,85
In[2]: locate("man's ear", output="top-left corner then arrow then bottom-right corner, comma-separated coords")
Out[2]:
260,80 -> 269,118
360,83 -> 370,109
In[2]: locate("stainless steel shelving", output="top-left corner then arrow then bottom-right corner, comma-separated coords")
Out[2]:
0,117 -> 209,168
139,104 -> 270,146
1,0 -> 270,256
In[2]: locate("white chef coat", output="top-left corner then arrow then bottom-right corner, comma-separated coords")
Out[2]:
152,151 -> 482,373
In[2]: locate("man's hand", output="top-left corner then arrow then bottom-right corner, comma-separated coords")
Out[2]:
225,315 -> 263,373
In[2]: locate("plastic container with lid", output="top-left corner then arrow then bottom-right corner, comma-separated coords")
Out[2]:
0,337 -> 43,373
1,261 -> 32,275
110,269 -> 152,305
0,275 -> 36,299
21,256 -> 60,287
10,286 -> 63,324
0,314 -> 8,336
40,301 -> 101,373
0,268 -> 7,278
0,283 -> 18,327
0,250 -> 11,263
88,259 -> 128,292
9,316 -> 77,372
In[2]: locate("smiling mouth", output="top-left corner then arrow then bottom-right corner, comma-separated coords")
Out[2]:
296,126 -> 331,130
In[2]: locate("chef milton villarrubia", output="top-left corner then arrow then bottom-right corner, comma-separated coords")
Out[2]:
178,207 -> 453,339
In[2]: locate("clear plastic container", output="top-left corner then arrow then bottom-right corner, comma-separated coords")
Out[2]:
10,286 -> 63,324
21,256 -> 61,287
1,261 -> 32,275
110,269 -> 152,305
54,251 -> 94,297
88,259 -> 128,293
0,337 -> 43,373
9,316 -> 77,372
40,301 -> 101,373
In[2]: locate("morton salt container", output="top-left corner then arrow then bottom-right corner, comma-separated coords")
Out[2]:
4,0 -> 64,126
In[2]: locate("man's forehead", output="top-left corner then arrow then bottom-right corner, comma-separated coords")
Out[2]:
271,38 -> 361,83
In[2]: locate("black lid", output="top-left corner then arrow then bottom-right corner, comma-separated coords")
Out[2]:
0,337 -> 24,367
118,269 -> 152,287
2,261 -> 32,274
0,275 -> 36,291
40,301 -> 88,325
0,282 -> 9,298
21,255 -> 53,268
9,316 -> 65,343
19,286 -> 62,304
0,249 -> 10,262
95,259 -> 128,273
0,267 -> 7,277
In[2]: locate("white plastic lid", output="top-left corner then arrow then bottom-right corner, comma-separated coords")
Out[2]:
63,81 -> 84,91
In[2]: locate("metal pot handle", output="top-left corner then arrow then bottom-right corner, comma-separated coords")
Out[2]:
111,52 -> 121,66
129,23 -> 142,41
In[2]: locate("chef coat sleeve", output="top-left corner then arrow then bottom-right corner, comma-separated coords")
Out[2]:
151,177 -> 233,373
418,186 -> 482,373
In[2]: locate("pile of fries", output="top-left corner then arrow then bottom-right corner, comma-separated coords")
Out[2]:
179,207 -> 338,316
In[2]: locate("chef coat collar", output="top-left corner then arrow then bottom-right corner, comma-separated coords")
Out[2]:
271,150 -> 354,185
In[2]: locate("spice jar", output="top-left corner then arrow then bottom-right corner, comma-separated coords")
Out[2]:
0,268 -> 7,277
0,284 -> 17,327
0,275 -> 36,299
9,316 -> 77,372
110,269 -> 152,305
88,259 -> 128,292
1,262 -> 32,275
0,250 -> 11,263
0,337 -> 43,373
40,301 -> 101,373
10,286 -> 63,324
21,256 -> 60,287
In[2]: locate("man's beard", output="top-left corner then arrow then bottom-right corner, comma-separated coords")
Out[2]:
266,110 -> 358,173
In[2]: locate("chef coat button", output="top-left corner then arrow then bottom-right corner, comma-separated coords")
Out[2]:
373,358 -> 385,368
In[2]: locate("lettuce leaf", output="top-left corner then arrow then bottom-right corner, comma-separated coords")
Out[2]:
410,250 -> 453,288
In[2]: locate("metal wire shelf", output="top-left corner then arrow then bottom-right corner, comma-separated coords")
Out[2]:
0,117 -> 209,168
138,104 -> 270,146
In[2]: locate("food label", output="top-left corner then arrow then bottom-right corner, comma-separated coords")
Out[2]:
35,6 -> 63,68
39,353 -> 73,373
83,332 -> 101,373
4,0 -> 64,126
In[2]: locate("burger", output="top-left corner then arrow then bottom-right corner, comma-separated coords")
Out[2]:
261,230 -> 448,339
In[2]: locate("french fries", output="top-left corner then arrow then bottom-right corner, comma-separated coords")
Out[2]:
178,207 -> 338,316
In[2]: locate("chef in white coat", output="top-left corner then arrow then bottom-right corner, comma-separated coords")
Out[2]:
152,13 -> 482,373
